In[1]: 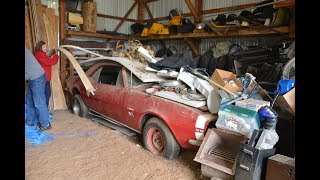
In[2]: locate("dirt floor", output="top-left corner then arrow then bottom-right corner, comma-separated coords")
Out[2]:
25,110 -> 203,180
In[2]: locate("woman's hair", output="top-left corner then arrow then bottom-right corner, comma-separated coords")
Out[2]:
34,41 -> 46,52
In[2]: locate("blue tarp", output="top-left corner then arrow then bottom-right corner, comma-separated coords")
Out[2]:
25,114 -> 54,146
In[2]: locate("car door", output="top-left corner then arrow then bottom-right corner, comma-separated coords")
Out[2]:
84,63 -> 126,121
122,69 -> 151,131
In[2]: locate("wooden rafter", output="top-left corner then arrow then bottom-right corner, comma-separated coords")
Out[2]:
145,0 -> 158,3
76,10 -> 137,23
113,1 -> 138,32
185,0 -> 199,21
144,2 -> 154,20
145,2 -> 257,22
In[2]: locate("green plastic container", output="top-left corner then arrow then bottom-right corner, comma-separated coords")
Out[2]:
215,105 -> 260,138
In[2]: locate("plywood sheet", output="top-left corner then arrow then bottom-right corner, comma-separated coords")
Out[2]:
43,9 -> 67,110
25,6 -> 33,51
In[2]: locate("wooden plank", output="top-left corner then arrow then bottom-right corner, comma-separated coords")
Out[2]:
75,10 -> 137,23
59,0 -> 67,90
30,0 -> 48,43
274,0 -> 295,8
58,47 -> 96,94
133,26 -> 289,40
63,39 -> 117,49
114,1 -> 138,32
25,5 -> 33,51
27,0 -> 36,50
145,2 -> 257,22
185,0 -> 199,22
146,0 -> 158,3
66,30 -> 130,40
43,9 -> 68,110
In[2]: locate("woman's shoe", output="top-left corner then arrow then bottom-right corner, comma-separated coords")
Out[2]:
40,123 -> 52,131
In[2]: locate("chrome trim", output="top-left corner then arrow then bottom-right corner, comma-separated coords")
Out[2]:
89,109 -> 140,133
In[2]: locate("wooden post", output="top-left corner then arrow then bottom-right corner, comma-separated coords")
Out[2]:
184,0 -> 199,22
59,0 -> 67,89
289,7 -> 295,38
195,0 -> 202,23
185,38 -> 200,57
113,1 -> 138,32
137,0 -> 145,23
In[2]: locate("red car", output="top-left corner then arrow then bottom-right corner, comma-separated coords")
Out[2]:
66,60 -> 217,159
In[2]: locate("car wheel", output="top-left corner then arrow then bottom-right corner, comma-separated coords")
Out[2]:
72,94 -> 88,118
143,117 -> 180,159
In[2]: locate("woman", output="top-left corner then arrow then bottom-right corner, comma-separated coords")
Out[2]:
34,41 -> 59,108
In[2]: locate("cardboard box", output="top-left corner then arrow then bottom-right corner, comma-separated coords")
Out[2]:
194,128 -> 248,179
276,87 -> 295,115
210,69 -> 243,93
266,154 -> 295,180
82,1 -> 97,32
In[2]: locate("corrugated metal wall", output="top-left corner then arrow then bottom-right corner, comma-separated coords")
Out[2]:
93,0 -> 138,34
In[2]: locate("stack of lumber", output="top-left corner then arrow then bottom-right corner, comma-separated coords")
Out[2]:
25,0 -> 67,110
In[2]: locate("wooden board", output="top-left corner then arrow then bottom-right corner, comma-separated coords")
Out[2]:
154,90 -> 206,108
30,0 -> 48,43
133,26 -> 289,40
58,47 -> 96,94
25,6 -> 33,51
43,8 -> 67,110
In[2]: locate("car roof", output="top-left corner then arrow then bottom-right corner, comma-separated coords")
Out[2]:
80,57 -> 167,83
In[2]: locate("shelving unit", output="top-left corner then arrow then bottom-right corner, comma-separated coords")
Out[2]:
66,26 -> 288,41
59,0 -> 294,89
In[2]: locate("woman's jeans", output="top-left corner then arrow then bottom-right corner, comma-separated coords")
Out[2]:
45,81 -> 51,108
25,74 -> 50,127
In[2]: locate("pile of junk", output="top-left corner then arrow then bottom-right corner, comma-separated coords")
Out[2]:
130,0 -> 291,36
129,39 -> 295,180
72,37 -> 295,180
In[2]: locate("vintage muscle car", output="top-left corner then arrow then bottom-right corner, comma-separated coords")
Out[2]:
66,58 -> 217,159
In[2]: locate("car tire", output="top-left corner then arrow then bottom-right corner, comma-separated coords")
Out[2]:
72,94 -> 89,118
143,117 -> 180,159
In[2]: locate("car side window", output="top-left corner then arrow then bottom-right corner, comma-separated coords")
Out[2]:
90,67 -> 102,82
98,66 -> 123,86
125,69 -> 144,87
